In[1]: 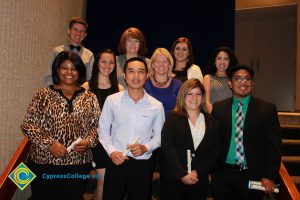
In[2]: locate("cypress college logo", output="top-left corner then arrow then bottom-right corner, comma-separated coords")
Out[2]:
9,162 -> 36,190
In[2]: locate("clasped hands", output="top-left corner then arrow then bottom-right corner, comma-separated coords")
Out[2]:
50,139 -> 89,158
110,143 -> 148,165
181,170 -> 198,185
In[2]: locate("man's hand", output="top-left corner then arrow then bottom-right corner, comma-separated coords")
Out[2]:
128,144 -> 148,157
50,141 -> 67,158
110,151 -> 128,165
261,178 -> 275,193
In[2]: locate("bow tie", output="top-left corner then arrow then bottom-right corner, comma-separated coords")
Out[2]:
69,44 -> 81,51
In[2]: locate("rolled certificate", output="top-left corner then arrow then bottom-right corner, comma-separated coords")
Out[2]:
67,137 -> 83,153
187,150 -> 191,173
248,181 -> 279,193
123,136 -> 140,156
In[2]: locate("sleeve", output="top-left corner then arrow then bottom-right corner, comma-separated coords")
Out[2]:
44,49 -> 57,86
161,113 -> 187,180
144,104 -> 165,153
263,104 -> 282,181
21,90 -> 54,150
188,65 -> 204,83
98,97 -> 116,156
85,94 -> 101,148
85,53 -> 94,81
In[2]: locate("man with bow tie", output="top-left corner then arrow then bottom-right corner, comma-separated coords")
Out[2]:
44,17 -> 94,85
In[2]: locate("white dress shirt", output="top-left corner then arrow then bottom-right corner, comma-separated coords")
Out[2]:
99,90 -> 165,160
188,113 -> 206,150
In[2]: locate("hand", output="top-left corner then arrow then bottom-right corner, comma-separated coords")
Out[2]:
73,139 -> 89,152
50,141 -> 67,158
128,143 -> 148,157
181,170 -> 198,185
261,178 -> 275,193
110,151 -> 128,165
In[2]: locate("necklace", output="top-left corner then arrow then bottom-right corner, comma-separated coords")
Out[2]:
153,76 -> 170,87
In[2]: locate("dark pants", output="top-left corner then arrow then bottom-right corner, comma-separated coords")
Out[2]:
27,159 -> 91,200
160,175 -> 208,200
103,157 -> 153,200
212,168 -> 264,200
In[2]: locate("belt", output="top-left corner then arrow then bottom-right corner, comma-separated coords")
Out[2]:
223,163 -> 248,171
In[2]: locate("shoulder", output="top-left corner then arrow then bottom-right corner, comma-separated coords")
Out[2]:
203,74 -> 211,85
82,47 -> 94,56
213,98 -> 232,112
52,45 -> 65,53
171,78 -> 182,87
250,96 -> 277,111
145,92 -> 163,107
118,84 -> 125,91
81,82 -> 89,90
188,64 -> 200,71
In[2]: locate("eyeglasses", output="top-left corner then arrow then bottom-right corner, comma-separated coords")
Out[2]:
232,77 -> 252,83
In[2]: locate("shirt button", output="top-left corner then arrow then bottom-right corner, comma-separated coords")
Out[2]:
192,153 -> 195,157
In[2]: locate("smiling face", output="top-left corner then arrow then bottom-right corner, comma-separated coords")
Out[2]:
215,51 -> 230,73
57,60 -> 79,86
68,23 -> 87,46
98,53 -> 115,77
184,87 -> 202,112
174,42 -> 189,62
124,60 -> 148,90
152,54 -> 170,76
229,69 -> 254,100
125,37 -> 140,55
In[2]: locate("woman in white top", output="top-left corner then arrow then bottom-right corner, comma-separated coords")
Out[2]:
170,37 -> 203,83
160,78 -> 220,200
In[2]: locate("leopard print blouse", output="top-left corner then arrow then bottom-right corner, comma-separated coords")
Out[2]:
21,86 -> 100,165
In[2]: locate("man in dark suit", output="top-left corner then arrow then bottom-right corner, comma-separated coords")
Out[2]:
211,65 -> 281,200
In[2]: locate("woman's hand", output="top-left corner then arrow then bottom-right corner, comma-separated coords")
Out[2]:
50,141 -> 67,158
73,139 -> 89,152
181,170 -> 199,185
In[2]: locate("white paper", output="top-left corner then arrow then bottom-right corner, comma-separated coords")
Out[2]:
67,137 -> 83,153
248,181 -> 279,193
123,136 -> 140,156
187,150 -> 191,173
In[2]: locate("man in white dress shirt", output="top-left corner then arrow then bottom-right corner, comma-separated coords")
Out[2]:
99,57 -> 165,200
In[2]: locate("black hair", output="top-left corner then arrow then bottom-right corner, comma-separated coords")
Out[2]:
124,57 -> 148,73
89,49 -> 119,93
228,64 -> 255,80
52,51 -> 86,85
206,46 -> 238,75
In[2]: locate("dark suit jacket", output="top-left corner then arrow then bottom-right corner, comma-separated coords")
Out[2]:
211,96 -> 282,181
161,111 -> 220,184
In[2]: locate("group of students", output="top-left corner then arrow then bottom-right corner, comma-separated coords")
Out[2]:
21,17 -> 282,200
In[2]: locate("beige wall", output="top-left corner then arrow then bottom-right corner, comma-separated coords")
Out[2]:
0,0 -> 86,174
236,0 -> 300,111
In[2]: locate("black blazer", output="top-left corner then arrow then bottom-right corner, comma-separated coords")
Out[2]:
212,96 -> 282,181
161,111 -> 220,184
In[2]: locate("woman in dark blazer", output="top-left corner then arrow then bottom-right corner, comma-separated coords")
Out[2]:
160,78 -> 220,200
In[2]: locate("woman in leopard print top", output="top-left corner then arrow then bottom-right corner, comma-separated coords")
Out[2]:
21,51 -> 100,200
